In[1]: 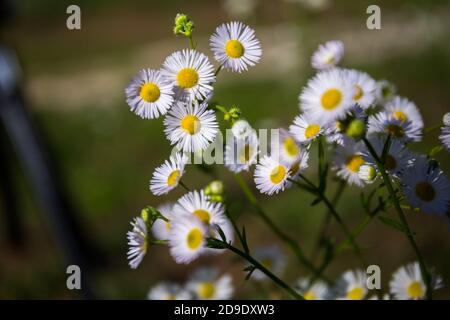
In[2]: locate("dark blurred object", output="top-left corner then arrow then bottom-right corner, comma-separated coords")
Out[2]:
0,2 -> 98,299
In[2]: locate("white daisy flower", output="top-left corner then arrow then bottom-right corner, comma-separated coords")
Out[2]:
148,282 -> 192,300
299,68 -> 355,123
439,125 -> 450,152
367,112 -> 422,142
285,150 -> 309,184
275,129 -> 304,165
127,217 -> 148,269
164,100 -> 219,152
210,21 -> 262,73
295,278 -> 329,300
161,49 -> 215,101
186,268 -> 234,300
125,69 -> 174,119
443,113 -> 450,126
401,156 -> 450,215
375,79 -> 396,104
254,155 -> 291,195
289,113 -> 333,145
251,246 -> 286,281
335,269 -> 368,300
362,136 -> 414,177
151,202 -> 174,241
333,141 -> 366,187
173,190 -> 226,226
389,262 -> 443,300
384,96 -> 423,130
149,153 -> 189,196
311,40 -> 344,70
358,164 -> 378,184
368,294 -> 390,300
231,119 -> 254,140
168,215 -> 208,264
344,69 -> 377,109
225,129 -> 259,173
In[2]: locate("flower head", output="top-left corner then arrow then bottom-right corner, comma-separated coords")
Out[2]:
150,152 -> 188,196
335,269 -> 368,300
148,282 -> 192,300
186,268 -> 234,300
311,40 -> 344,70
127,217 -> 148,269
254,155 -> 291,195
333,141 -> 366,187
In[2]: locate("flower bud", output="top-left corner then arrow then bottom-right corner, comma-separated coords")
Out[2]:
346,119 -> 365,139
358,164 -> 377,184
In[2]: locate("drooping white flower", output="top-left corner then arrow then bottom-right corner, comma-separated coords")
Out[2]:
332,141 -> 366,187
127,217 -> 148,269
210,21 -> 262,73
311,40 -> 344,70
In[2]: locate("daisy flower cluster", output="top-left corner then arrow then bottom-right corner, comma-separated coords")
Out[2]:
124,14 -> 449,300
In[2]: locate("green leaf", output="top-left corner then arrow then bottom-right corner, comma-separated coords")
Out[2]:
310,198 -> 322,206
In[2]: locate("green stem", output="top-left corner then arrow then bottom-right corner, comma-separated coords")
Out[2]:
423,123 -> 441,135
210,238 -> 304,300
214,64 -> 223,77
188,35 -> 195,49
362,137 -> 432,299
233,173 -> 326,281
179,180 -> 191,192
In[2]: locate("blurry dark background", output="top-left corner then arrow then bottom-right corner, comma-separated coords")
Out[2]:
0,0 -> 449,299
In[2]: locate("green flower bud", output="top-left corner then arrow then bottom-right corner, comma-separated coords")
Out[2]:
204,180 -> 225,202
346,119 -> 365,139
173,13 -> 194,36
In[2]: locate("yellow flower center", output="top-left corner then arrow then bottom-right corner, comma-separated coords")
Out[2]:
346,287 -> 364,300
353,85 -> 363,101
181,115 -> 201,135
346,155 -> 365,172
193,209 -> 211,224
384,154 -> 397,170
407,281 -> 424,299
186,228 -> 203,249
177,68 -> 199,89
225,39 -> 245,58
385,124 -> 404,137
167,170 -> 180,186
198,282 -> 216,299
270,165 -> 286,184
415,181 -> 435,202
304,290 -> 316,300
165,222 -> 171,231
305,124 -> 321,139
166,295 -> 177,300
393,111 -> 408,123
283,137 -> 299,157
321,88 -> 342,110
140,83 -> 160,103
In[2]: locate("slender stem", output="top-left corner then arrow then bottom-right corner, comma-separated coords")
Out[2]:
311,180 -> 346,260
188,35 -> 195,49
214,64 -> 223,77
233,173 -> 327,281
362,137 -> 432,299
210,238 -> 304,300
423,123 -> 441,135
224,208 -> 248,253
291,177 -> 367,266
179,180 -> 191,192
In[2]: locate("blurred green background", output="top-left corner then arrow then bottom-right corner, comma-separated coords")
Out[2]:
0,0 -> 449,299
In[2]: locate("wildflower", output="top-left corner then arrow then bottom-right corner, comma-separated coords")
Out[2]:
127,217 -> 148,269
367,112 -> 422,142
225,129 -> 259,173
151,202 -> 174,241
289,113 -> 333,144
358,164 -> 378,184
164,100 -> 218,152
173,13 -> 194,37
389,262 -> 443,300
150,153 -> 188,196
344,69 -> 377,109
210,21 -> 262,73
333,141 -> 366,187
148,282 -> 192,300
299,68 -> 355,123
254,155 -> 291,195
311,40 -> 344,70
402,156 -> 450,215
231,119 -> 253,140
186,268 -> 234,300
162,49 -> 215,101
384,96 -> 423,130
335,269 -> 368,300
125,69 -> 174,119
295,278 -> 330,300
251,246 -> 286,281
